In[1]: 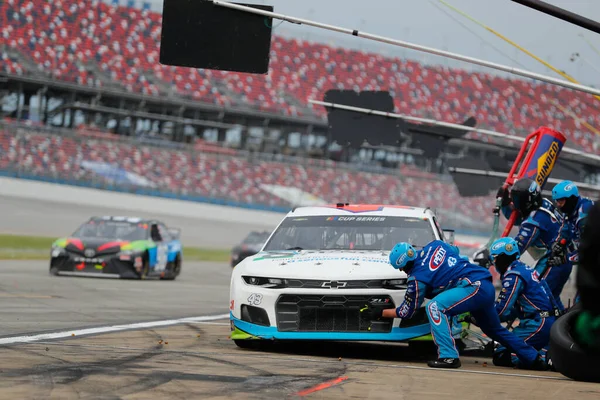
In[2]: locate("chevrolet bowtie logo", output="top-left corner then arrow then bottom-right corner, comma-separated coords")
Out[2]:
321,281 -> 347,289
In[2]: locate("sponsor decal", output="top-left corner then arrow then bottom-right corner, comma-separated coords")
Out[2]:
505,243 -> 514,252
534,141 -> 560,187
429,246 -> 447,271
447,257 -> 457,267
428,302 -> 442,325
230,300 -> 235,310
503,281 -> 510,288
328,216 -> 387,222
532,270 -> 541,282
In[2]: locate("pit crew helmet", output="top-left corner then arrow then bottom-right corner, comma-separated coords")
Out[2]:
489,237 -> 520,275
552,180 -> 580,215
389,242 -> 417,270
510,178 -> 542,217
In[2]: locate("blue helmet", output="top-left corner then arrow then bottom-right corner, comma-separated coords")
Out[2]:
389,242 -> 417,270
490,237 -> 520,259
552,180 -> 579,201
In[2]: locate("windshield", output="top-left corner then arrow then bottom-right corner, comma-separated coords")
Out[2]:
263,215 -> 436,251
72,220 -> 149,241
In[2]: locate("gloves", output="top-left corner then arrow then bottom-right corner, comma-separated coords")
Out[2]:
548,239 -> 568,267
458,313 -> 478,326
497,186 -> 511,208
359,303 -> 388,320
547,254 -> 567,267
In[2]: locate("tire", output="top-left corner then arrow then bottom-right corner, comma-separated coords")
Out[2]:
49,266 -> 60,276
161,254 -> 181,281
549,304 -> 600,382
139,256 -> 150,280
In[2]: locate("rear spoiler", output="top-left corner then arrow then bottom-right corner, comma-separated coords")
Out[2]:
168,227 -> 181,240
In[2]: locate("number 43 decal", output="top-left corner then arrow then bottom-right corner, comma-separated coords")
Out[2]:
247,293 -> 263,305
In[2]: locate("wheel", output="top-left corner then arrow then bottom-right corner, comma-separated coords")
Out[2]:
161,254 -> 181,280
49,266 -> 59,276
139,257 -> 150,280
549,303 -> 600,382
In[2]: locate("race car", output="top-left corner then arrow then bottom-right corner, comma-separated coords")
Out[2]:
231,230 -> 271,267
229,203 -> 470,349
49,216 -> 183,280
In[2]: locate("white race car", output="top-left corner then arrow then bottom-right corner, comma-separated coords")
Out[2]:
229,203 -> 467,348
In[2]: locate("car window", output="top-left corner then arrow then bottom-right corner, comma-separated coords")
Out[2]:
72,220 -> 149,241
158,223 -> 171,242
263,215 -> 436,251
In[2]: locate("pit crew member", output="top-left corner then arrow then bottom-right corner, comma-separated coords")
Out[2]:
499,178 -> 573,310
363,239 -> 546,370
489,237 -> 560,367
550,181 -> 595,285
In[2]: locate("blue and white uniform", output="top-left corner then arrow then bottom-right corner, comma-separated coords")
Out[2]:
503,198 -> 573,310
495,260 -> 559,364
393,240 -> 540,366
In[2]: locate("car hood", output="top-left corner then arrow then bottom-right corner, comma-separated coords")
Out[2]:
238,250 -> 407,280
53,237 -> 152,255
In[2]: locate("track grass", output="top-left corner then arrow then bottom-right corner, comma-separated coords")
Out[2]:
0,234 -> 230,262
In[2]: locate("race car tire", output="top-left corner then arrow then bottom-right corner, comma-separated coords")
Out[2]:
161,254 -> 181,281
49,266 -> 59,276
549,303 -> 600,382
139,256 -> 150,280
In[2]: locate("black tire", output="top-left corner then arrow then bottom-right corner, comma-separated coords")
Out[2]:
139,256 -> 150,280
49,266 -> 60,276
549,304 -> 600,382
161,254 -> 181,281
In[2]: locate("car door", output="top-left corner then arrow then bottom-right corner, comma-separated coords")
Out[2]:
150,223 -> 168,272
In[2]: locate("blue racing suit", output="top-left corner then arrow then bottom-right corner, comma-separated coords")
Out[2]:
494,260 -> 560,365
396,240 -> 540,365
503,198 -> 574,310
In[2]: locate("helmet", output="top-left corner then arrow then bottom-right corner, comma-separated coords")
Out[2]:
389,242 -> 417,270
510,178 -> 542,216
490,237 -> 520,259
551,180 -> 580,215
489,237 -> 520,275
552,180 -> 579,201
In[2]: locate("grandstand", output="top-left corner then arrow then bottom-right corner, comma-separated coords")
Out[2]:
1,0 -> 599,235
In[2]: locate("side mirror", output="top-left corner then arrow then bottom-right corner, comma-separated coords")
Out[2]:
168,228 -> 181,240
443,229 -> 455,245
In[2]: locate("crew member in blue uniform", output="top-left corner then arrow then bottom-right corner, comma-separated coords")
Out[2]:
362,239 -> 546,369
489,237 -> 560,367
499,178 -> 573,310
551,180 -> 595,303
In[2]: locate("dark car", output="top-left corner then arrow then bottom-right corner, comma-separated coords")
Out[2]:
230,230 -> 270,267
50,216 -> 183,280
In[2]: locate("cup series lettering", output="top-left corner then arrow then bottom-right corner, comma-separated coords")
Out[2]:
335,217 -> 386,221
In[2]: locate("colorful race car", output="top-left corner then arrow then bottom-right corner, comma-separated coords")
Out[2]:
229,203 -> 479,350
50,216 -> 183,280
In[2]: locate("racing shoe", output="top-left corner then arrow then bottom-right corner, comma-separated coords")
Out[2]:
427,358 -> 461,369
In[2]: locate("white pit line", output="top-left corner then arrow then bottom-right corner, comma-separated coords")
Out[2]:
0,313 -> 230,346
